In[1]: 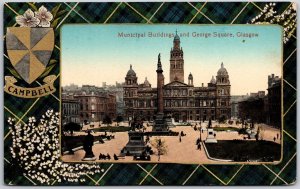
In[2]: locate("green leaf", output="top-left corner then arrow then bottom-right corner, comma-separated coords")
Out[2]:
50,17 -> 61,28
49,59 -> 57,65
51,4 -> 61,19
7,67 -> 21,80
39,64 -> 56,78
56,9 -> 68,17
27,3 -> 38,11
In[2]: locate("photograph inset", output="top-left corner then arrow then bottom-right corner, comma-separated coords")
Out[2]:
61,25 -> 282,163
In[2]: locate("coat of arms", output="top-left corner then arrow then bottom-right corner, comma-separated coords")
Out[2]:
6,27 -> 54,84
4,6 -> 60,98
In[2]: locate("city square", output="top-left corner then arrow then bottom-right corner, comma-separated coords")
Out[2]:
61,25 -> 282,164
61,120 -> 281,163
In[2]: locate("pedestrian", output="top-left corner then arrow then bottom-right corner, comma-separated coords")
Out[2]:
158,138 -> 162,146
277,133 -> 279,139
158,150 -> 161,161
273,136 -> 276,142
196,138 -> 200,145
179,135 -> 182,142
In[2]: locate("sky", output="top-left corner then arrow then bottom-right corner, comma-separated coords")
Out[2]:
61,24 -> 282,95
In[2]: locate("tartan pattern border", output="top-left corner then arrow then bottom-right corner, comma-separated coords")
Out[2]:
3,1 -> 296,186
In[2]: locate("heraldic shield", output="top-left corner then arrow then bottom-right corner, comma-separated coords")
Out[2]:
6,27 -> 54,84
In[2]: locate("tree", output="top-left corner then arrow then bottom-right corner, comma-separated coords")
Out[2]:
63,122 -> 81,132
103,115 -> 112,126
115,115 -> 123,125
218,116 -> 226,124
150,138 -> 168,161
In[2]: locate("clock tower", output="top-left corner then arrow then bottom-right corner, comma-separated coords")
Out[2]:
170,30 -> 184,83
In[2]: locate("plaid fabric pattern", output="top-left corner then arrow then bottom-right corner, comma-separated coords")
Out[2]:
107,3 -> 146,23
3,2 -> 296,186
152,2 -> 198,23
200,2 -> 248,23
72,2 -> 119,23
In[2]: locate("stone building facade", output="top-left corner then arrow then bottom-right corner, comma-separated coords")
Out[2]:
102,82 -> 125,116
237,74 -> 281,127
230,94 -> 250,119
267,75 -> 281,128
62,85 -> 117,124
123,33 -> 231,122
238,93 -> 266,123
62,98 -> 80,124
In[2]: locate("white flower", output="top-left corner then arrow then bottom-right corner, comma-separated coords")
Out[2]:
35,6 -> 53,27
9,110 -> 103,184
16,9 -> 40,27
292,2 -> 297,11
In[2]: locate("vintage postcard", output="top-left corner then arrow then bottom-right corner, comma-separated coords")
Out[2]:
3,1 -> 296,186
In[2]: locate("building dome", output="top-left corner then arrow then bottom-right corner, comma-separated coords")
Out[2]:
210,76 -> 216,84
126,64 -> 136,77
144,77 -> 151,87
188,72 -> 193,79
217,62 -> 228,76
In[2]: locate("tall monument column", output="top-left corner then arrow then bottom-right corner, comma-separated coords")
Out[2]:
153,53 -> 168,132
156,53 -> 164,113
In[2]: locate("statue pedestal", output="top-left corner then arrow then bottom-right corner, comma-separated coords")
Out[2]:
82,142 -> 96,161
205,129 -> 218,143
82,152 -> 96,161
122,131 -> 147,156
153,113 -> 169,132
